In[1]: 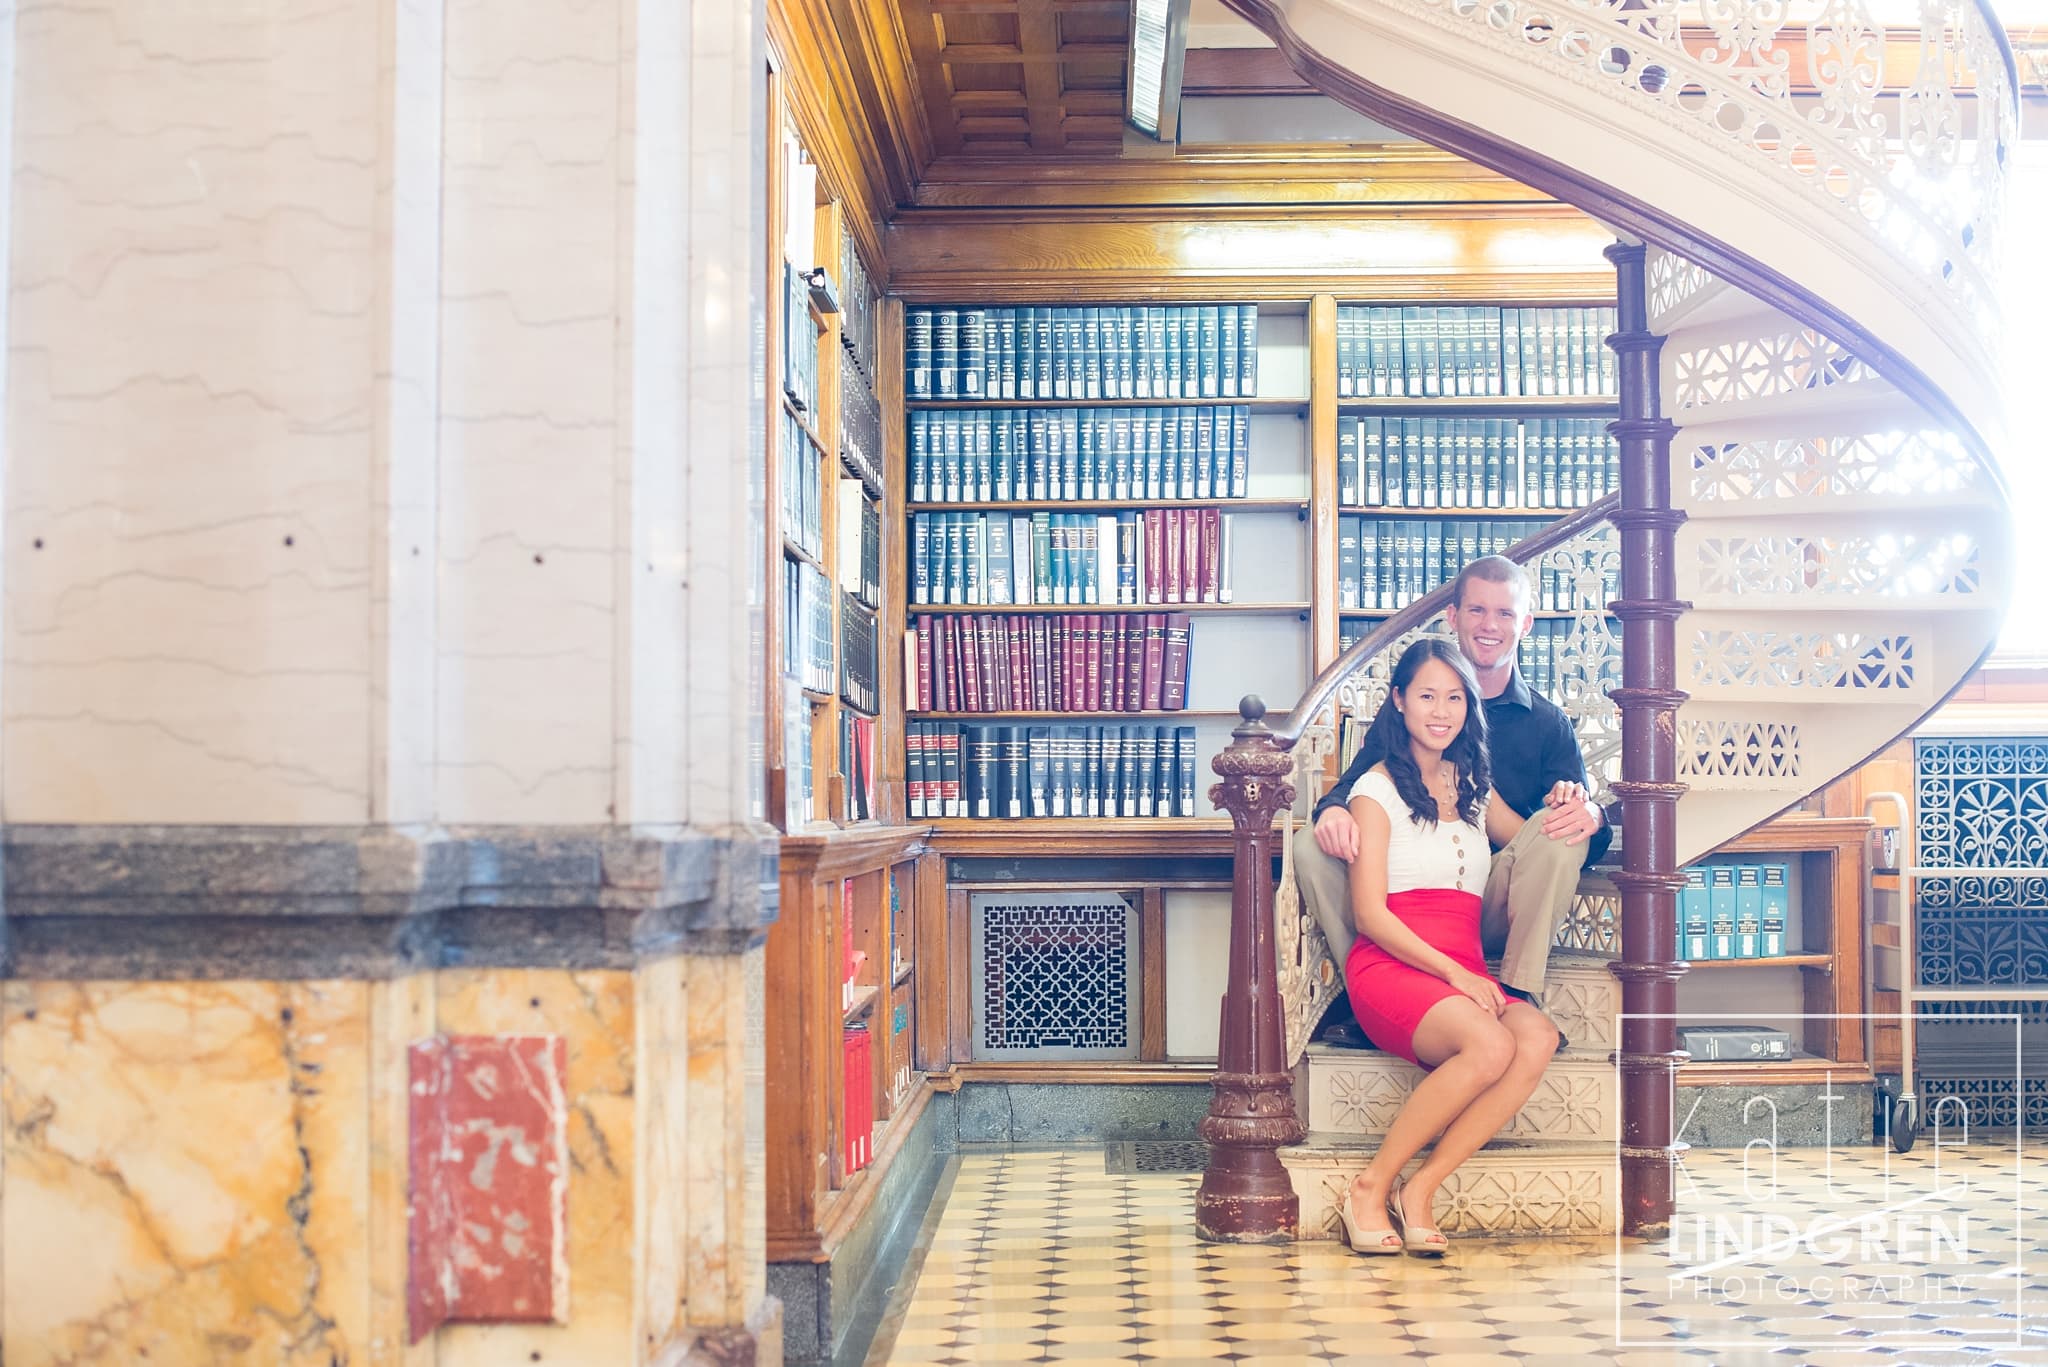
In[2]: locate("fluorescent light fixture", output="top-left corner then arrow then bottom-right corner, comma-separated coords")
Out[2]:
1128,0 -> 1193,141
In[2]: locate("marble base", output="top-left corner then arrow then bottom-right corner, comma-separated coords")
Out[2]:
1676,1079 -> 1877,1148
1281,1137 -> 1621,1238
941,1082 -> 1212,1145
1297,1045 -> 1618,1142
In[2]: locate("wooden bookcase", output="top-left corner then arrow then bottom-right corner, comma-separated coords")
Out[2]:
1675,817 -> 1873,1085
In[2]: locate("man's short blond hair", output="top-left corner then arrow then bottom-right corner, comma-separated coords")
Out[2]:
1451,555 -> 1532,611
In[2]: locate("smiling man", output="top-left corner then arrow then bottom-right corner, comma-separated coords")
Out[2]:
1298,555 -> 1613,1044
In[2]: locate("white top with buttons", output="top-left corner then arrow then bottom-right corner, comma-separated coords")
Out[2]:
1344,767 -> 1490,899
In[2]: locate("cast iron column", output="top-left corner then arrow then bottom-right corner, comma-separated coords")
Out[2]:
1196,696 -> 1305,1242
1604,241 -> 1689,1236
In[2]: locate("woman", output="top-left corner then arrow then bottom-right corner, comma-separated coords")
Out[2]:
1333,638 -> 1560,1257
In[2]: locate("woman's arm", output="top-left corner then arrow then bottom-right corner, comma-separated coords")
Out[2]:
1348,794 -> 1466,983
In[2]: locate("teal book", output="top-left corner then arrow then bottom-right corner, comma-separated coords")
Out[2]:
1760,862 -> 1791,957
1709,865 -> 1738,960
1735,864 -> 1763,959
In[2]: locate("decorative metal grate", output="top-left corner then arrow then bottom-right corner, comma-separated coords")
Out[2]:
971,893 -> 1140,1060
1917,1076 -> 2048,1131
1106,1140 -> 1210,1174
1914,738 -> 2048,988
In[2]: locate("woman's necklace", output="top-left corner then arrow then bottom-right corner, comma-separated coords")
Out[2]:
1423,765 -> 1459,812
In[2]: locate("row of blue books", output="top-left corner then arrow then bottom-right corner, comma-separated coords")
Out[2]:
1335,304 -> 1617,399
1680,863 -> 1796,960
907,304 -> 1261,403
1338,417 -> 1618,511
908,405 -> 1251,504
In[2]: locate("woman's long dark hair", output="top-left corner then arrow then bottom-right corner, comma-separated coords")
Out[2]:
1361,638 -> 1491,827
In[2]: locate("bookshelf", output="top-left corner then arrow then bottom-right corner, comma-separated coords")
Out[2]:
899,299 -> 1315,823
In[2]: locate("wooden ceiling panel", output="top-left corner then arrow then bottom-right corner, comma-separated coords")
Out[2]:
898,0 -> 1133,156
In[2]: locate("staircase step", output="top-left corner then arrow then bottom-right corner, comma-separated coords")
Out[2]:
1281,1137 -> 1619,1238
1296,1049 -> 1617,1142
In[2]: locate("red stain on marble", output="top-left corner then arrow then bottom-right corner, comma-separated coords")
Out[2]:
408,1034 -> 569,1342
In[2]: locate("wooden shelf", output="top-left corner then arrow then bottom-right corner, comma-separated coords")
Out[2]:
909,497 -> 1308,513
782,537 -> 827,572
908,709 -> 1236,720
908,395 -> 1308,412
1342,608 -> 1596,620
1683,954 -> 1831,970
1338,395 -> 1617,412
843,985 -> 880,1023
1678,1057 -> 1875,1088
912,601 -> 1309,616
798,686 -> 835,705
1337,505 -> 1595,519
781,393 -> 827,451
893,960 -> 915,986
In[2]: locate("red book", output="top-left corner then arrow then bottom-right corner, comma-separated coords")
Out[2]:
1005,615 -> 1024,710
1106,618 -> 1127,713
1051,618 -> 1068,711
939,724 -> 962,813
1031,617 -> 1050,711
1163,510 -> 1183,604
932,618 -> 950,711
1183,509 -> 1203,605
1144,511 -> 1164,605
1125,617 -> 1145,711
1163,612 -> 1193,711
989,616 -> 1010,712
1085,614 -> 1104,712
1141,613 -> 1166,710
1201,509 -> 1221,604
915,615 -> 934,712
960,614 -> 983,712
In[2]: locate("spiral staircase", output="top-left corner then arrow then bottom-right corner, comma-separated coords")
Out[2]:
1198,0 -> 2020,1240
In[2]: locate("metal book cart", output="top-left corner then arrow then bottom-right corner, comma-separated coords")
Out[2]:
1863,789 -> 2048,1153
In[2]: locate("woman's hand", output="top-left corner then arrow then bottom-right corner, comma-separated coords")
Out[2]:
1446,966 -> 1505,1016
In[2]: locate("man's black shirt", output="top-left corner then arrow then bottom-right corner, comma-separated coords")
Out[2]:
1311,667 -> 1614,869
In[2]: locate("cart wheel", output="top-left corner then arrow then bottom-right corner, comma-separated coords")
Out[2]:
1890,1098 -> 1918,1154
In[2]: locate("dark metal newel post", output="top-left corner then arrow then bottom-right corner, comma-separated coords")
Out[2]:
1603,240 -> 1689,1237
1196,695 -> 1305,1243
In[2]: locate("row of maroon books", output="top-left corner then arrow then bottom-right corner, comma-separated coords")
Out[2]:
909,611 -> 1194,714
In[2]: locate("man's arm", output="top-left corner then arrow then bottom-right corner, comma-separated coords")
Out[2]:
1538,710 -> 1613,867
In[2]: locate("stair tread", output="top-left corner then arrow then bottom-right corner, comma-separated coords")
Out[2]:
1284,1133 -> 1614,1157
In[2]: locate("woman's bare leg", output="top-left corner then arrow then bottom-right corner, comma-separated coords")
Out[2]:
1398,1002 -> 1560,1228
1344,998 -> 1515,1231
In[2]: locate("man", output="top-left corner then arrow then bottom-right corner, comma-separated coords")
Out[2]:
1299,555 -> 1612,1038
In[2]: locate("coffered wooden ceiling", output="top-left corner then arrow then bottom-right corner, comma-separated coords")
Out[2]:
899,0 -> 1133,156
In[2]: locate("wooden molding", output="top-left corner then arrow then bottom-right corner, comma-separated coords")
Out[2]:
933,1061 -> 1217,1085
779,822 -> 933,879
886,208 -> 1616,299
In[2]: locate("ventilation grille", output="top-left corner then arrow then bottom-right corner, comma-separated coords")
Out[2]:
971,892 -> 1140,1060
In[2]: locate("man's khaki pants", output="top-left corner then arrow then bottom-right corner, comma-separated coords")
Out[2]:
1292,812 -> 1585,998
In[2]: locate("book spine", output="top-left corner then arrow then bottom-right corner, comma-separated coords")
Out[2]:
1238,304 -> 1258,396
1162,613 -> 1192,710
1175,726 -> 1196,816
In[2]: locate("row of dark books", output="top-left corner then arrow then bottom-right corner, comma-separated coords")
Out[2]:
836,484 -> 882,610
1338,517 -> 1565,614
838,357 -> 884,495
838,221 -> 880,391
906,304 -> 1262,403
781,262 -> 820,417
1339,417 -> 1619,511
840,595 -> 879,714
907,611 -> 1194,714
839,711 -> 876,823
1335,304 -> 1617,399
781,560 -> 834,692
1680,863 -> 1794,960
908,406 -> 1253,504
911,510 -> 1235,607
778,406 -> 824,560
906,721 -> 1201,819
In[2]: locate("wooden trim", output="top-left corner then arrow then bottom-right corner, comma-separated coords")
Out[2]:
884,212 -> 1615,300
947,886 -> 973,1061
913,851 -> 952,1072
1678,1060 -> 1876,1088
781,822 -> 933,879
1140,887 -> 1167,1061
879,297 -> 909,824
935,1061 -> 1215,1084
1307,294 -> 1339,674
927,818 -> 1265,857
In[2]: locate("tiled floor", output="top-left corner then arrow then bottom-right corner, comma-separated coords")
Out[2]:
868,1140 -> 2047,1366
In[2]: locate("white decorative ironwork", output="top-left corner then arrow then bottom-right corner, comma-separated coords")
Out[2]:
1676,718 -> 1803,782
1669,325 -> 1879,410
1277,721 -> 1343,1065
1645,249 -> 1718,325
1536,522 -> 1623,804
1687,628 -> 1921,692
1694,532 -> 1981,598
1381,0 -> 2015,362
1687,430 -> 1981,504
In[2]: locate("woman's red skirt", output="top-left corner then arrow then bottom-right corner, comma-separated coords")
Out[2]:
1343,887 -> 1498,1066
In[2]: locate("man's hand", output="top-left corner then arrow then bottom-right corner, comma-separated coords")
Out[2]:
1540,780 -> 1603,846
1314,805 -> 1361,863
